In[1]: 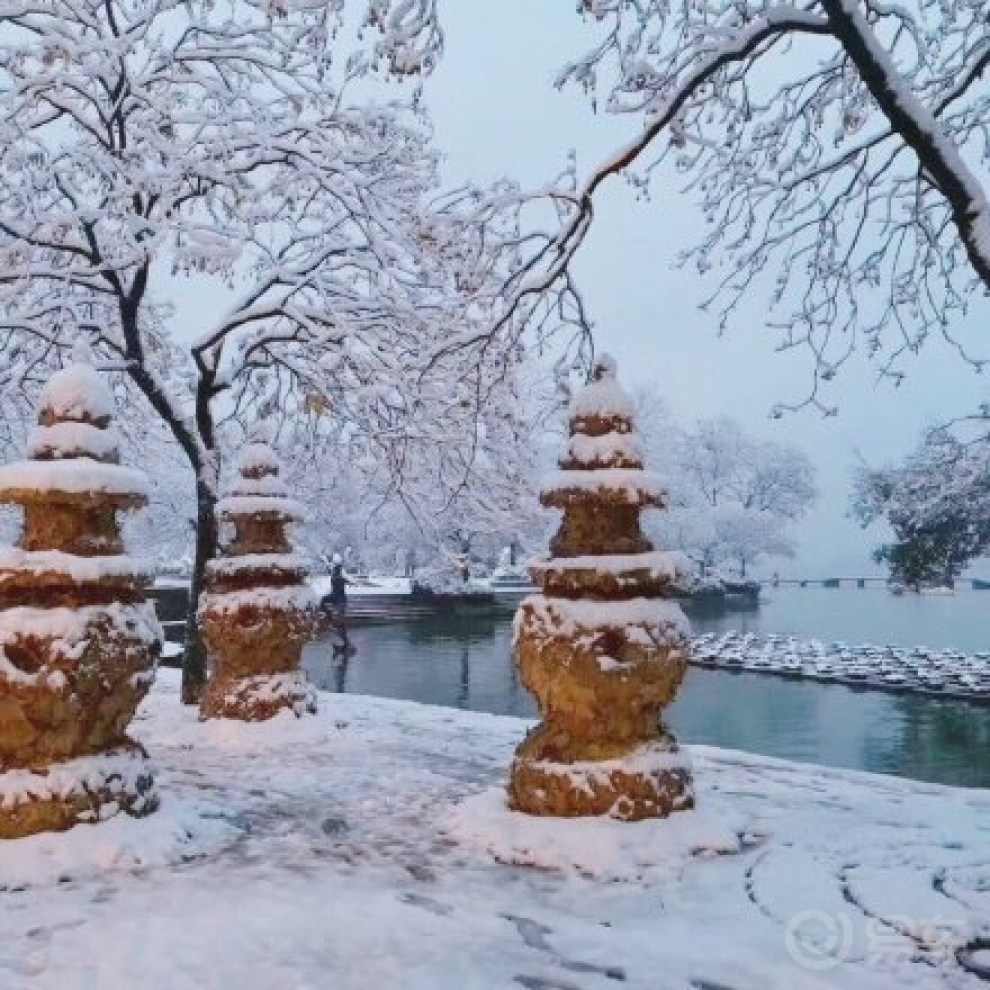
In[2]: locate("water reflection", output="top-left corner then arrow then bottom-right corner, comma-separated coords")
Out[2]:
303,606 -> 990,789
306,615 -> 534,717
869,695 -> 990,787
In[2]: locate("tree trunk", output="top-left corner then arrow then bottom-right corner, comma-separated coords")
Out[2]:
115,277 -> 222,707
181,479 -> 219,705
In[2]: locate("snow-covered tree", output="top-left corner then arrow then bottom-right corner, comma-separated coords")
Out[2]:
510,0 -> 990,412
705,505 -> 795,578
635,397 -> 817,574
0,1 -> 587,701
281,358 -> 561,576
853,421 -> 990,588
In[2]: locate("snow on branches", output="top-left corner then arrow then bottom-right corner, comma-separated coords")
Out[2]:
5,1 -> 586,455
525,0 -> 990,411
0,0 -> 587,699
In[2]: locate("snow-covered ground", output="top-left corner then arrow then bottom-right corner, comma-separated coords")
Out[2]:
1,670 -> 988,989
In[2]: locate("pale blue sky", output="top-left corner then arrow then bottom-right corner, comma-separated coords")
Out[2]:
421,2 -> 989,577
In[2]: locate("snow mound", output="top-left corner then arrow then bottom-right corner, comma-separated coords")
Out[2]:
0,459 -> 149,497
568,353 -> 636,422
235,441 -> 281,476
517,594 -> 690,642
541,467 -> 666,503
0,794 -> 243,890
216,494 -> 306,522
28,421 -> 120,461
38,360 -> 115,423
446,785 -> 746,882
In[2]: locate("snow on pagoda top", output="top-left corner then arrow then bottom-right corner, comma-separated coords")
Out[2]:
37,343 -> 116,427
228,426 -> 290,495
0,349 -> 147,503
217,437 -> 305,522
568,353 -> 636,426
229,439 -> 290,499
236,441 -> 281,474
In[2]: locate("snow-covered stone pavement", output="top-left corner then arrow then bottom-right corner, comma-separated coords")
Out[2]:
1,669 -> 988,989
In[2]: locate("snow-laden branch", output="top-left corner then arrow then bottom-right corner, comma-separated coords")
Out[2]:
484,6 -> 833,347
0,0 -> 583,700
501,0 -> 990,412
820,0 -> 990,287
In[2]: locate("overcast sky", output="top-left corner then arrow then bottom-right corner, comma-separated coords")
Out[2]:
420,2 -> 989,577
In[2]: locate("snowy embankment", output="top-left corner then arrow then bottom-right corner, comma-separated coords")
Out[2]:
1,671 -> 988,989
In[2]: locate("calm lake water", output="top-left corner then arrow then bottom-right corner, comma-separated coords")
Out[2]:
304,587 -> 990,788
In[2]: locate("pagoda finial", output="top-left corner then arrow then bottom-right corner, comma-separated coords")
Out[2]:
592,352 -> 616,381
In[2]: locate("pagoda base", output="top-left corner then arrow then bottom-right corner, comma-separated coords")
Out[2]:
507,739 -> 694,821
0,744 -> 157,840
200,671 -> 316,722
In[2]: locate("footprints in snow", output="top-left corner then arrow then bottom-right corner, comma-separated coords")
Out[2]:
502,913 -> 626,983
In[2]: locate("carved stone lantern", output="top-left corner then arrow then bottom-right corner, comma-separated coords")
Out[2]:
0,350 -> 160,838
508,355 -> 694,820
200,434 -> 319,721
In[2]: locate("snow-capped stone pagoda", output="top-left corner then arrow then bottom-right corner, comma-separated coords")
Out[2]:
200,431 -> 319,721
0,346 -> 161,839
508,354 -> 694,820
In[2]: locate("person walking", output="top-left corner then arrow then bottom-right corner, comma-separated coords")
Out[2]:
321,554 -> 351,650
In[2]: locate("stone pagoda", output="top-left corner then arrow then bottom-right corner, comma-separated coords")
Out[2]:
200,432 -> 320,721
0,347 -> 161,838
508,354 -> 694,820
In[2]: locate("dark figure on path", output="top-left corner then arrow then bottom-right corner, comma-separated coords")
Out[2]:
321,559 -> 351,651
332,650 -> 349,694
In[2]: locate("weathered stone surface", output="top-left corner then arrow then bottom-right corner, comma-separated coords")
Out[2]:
0,745 -> 157,841
0,612 -> 158,770
508,738 -> 693,820
508,355 -> 694,821
0,353 -> 160,838
199,436 -> 319,722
